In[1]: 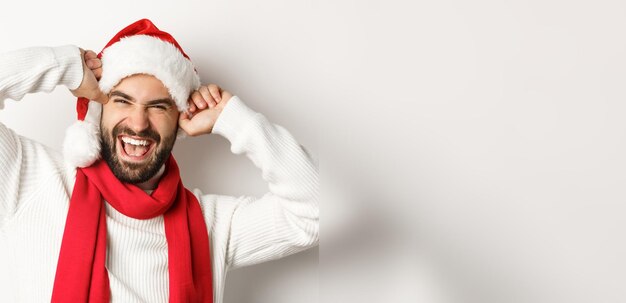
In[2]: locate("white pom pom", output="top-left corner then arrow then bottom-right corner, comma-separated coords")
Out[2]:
63,120 -> 101,168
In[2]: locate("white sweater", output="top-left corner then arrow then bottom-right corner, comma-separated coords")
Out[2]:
0,45 -> 319,303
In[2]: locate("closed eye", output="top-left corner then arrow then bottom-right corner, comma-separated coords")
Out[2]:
113,99 -> 131,104
149,104 -> 169,110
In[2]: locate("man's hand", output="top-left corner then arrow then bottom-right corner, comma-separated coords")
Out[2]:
179,84 -> 233,136
70,49 -> 108,104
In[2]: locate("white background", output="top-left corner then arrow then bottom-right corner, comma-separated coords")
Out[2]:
3,0 -> 626,302
0,1 -> 319,302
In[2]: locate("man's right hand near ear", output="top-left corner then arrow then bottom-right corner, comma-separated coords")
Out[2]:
71,49 -> 108,104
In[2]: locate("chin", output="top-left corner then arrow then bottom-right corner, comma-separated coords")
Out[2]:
100,126 -> 176,184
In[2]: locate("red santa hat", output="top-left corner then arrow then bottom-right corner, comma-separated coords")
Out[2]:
63,19 -> 200,168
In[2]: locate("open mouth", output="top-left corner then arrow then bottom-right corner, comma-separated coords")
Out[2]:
117,135 -> 156,162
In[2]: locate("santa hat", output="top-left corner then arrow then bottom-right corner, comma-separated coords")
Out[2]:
63,19 -> 200,168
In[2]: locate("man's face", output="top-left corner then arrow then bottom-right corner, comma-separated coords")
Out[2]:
100,74 -> 179,184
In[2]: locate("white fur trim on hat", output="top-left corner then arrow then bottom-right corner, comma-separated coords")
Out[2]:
98,35 -> 200,112
63,101 -> 102,168
63,121 -> 101,168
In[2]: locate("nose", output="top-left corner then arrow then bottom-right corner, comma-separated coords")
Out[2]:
127,107 -> 150,133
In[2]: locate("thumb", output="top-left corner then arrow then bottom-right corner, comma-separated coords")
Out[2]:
94,90 -> 108,104
178,113 -> 194,135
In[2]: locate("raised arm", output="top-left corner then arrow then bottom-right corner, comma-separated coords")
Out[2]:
179,87 -> 319,269
0,46 -> 107,105
0,46 -> 79,105
0,45 -> 105,227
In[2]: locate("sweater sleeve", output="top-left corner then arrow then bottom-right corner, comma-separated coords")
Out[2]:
199,96 -> 319,270
0,45 -> 83,106
0,45 -> 83,226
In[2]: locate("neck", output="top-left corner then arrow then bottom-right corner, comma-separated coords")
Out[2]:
135,165 -> 166,190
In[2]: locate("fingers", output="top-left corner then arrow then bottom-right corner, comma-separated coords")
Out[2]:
178,112 -> 201,136
84,50 -> 97,61
181,84 -> 230,137
198,86 -> 216,108
190,84 -> 223,110
187,84 -> 226,116
92,67 -> 103,80
179,112 -> 190,124
178,113 -> 192,135
85,59 -> 100,69
220,90 -> 233,106
84,50 -> 100,69
208,84 -> 222,103
190,91 -> 208,111
84,50 -> 103,80
187,97 -> 197,113
71,48 -> 107,103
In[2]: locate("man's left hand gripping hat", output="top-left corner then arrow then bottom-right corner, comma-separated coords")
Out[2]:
63,18 -> 200,168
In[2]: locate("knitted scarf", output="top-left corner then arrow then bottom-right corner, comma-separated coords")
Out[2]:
51,155 -> 213,302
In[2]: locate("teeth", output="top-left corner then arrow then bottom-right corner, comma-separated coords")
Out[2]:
121,137 -> 150,146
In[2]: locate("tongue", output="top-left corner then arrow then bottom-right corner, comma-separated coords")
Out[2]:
124,143 -> 149,157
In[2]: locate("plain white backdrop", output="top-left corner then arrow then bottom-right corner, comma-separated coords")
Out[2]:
0,1 -> 320,302
3,0 -> 626,302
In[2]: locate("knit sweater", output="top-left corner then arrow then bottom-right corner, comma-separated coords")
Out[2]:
0,45 -> 319,303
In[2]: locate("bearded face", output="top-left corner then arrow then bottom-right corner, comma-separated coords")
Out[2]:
99,74 -> 180,184
100,123 -> 176,183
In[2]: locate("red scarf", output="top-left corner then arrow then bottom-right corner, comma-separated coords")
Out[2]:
51,155 -> 213,302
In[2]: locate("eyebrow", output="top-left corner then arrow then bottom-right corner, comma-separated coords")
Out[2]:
110,90 -> 175,107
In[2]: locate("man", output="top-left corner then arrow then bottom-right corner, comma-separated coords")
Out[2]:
0,19 -> 318,302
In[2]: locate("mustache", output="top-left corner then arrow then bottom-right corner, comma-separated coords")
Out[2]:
112,124 -> 161,143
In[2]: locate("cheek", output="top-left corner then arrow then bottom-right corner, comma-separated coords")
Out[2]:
100,106 -> 123,129
150,112 -> 179,137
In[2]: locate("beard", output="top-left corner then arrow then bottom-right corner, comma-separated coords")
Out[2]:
100,123 -> 176,184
